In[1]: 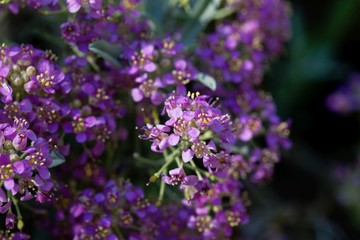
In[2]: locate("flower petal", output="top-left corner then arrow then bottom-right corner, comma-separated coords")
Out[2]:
168,134 -> 180,146
182,149 -> 194,163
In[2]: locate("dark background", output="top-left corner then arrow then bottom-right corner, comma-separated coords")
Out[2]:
243,0 -> 360,239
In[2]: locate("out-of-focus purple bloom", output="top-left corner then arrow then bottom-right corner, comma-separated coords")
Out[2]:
66,0 -> 103,13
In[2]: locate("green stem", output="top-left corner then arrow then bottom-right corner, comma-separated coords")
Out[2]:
185,161 -> 221,181
157,176 -> 166,205
12,198 -> 22,220
19,152 -> 28,160
189,160 -> 203,180
112,226 -> 124,240
153,149 -> 180,177
86,55 -> 101,72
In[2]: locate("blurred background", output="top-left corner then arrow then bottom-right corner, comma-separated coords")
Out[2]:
245,0 -> 360,239
1,0 -> 360,239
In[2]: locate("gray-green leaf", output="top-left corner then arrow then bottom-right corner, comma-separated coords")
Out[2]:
89,40 -> 122,68
196,72 -> 217,91
49,151 -> 65,168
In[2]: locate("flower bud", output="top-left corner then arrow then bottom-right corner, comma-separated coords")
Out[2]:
26,66 -> 36,77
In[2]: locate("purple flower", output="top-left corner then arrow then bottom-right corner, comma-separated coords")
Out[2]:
163,59 -> 196,86
131,74 -> 164,105
128,44 -> 157,74
0,64 -> 12,103
26,59 -> 64,94
66,0 -> 103,13
162,168 -> 198,188
63,113 -> 97,143
61,21 -> 81,44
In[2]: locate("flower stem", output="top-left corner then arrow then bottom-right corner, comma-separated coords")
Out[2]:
153,149 -> 180,177
19,152 -> 28,160
157,176 -> 166,205
112,226 -> 125,240
189,160 -> 203,180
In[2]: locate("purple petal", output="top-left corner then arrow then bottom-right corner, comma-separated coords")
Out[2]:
94,193 -> 105,203
92,141 -> 105,156
183,111 -> 194,121
144,62 -> 157,72
38,59 -> 51,74
150,91 -> 164,105
24,79 -> 38,93
168,134 -> 180,146
131,88 -> 144,102
0,82 -> 12,96
43,87 -> 55,94
38,166 -> 50,180
184,176 -> 198,186
210,119 -> 223,133
66,0 -> 81,13
162,174 -> 171,185
175,59 -> 187,70
76,132 -> 87,143
0,201 -> 11,213
168,107 -> 183,118
169,167 -> 184,177
0,187 -> 6,202
158,138 -> 168,150
19,99 -> 32,113
53,70 -> 65,83
25,129 -> 37,141
89,0 -> 102,9
207,140 -> 217,151
4,179 -> 14,191
70,204 -> 84,217
0,65 -> 10,77
81,83 -> 95,94
242,60 -> 254,71
0,154 -> 10,165
13,161 -> 25,174
142,45 -> 154,55
239,128 -> 253,141
85,116 -> 97,127
187,127 -> 200,138
182,149 -> 194,163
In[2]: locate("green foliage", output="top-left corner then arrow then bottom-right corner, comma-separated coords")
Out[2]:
49,150 -> 65,168
89,40 -> 122,68
196,72 -> 217,91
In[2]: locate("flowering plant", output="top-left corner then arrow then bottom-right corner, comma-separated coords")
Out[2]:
0,0 -> 291,239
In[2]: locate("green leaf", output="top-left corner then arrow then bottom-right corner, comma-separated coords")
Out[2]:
181,0 -> 221,46
141,0 -> 174,35
196,72 -> 217,91
49,151 -> 65,168
88,40 -> 122,68
213,7 -> 236,20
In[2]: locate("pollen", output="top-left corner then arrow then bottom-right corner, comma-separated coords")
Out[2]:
72,116 -> 86,133
139,79 -> 155,97
0,163 -> 14,180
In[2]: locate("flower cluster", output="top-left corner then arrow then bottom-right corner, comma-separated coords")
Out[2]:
0,44 -> 67,231
57,179 -> 201,240
0,0 -> 292,238
196,0 -> 291,85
